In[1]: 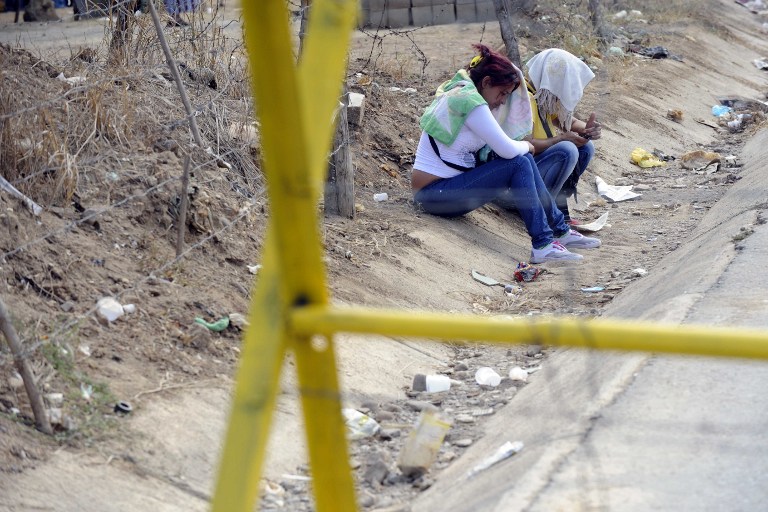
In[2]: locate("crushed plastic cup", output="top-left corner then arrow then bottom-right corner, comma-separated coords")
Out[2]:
342,408 -> 380,440
475,367 -> 501,387
508,366 -> 529,382
96,297 -> 125,322
413,374 -> 451,393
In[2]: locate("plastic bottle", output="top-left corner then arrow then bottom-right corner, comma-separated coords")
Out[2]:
475,367 -> 501,387
397,410 -> 452,477
373,193 -> 388,202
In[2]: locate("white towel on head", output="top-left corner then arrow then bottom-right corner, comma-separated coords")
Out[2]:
526,49 -> 595,131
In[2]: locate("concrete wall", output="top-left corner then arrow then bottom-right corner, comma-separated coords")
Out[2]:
359,0 -> 498,28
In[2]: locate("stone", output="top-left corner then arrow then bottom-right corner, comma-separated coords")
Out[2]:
348,92 -> 366,127
455,413 -> 475,424
362,451 -> 390,486
381,402 -> 402,413
526,344 -> 542,356
375,410 -> 395,422
379,428 -> 402,440
404,400 -> 438,413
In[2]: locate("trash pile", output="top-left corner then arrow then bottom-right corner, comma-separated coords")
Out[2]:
710,95 -> 768,133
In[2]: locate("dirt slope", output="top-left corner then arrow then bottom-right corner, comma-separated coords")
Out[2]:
1,0 -> 768,510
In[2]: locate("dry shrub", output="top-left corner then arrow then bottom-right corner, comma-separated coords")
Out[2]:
0,6 -> 264,212
0,44 -> 76,206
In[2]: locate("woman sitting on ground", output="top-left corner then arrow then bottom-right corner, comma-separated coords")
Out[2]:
524,48 -> 601,225
411,44 -> 600,263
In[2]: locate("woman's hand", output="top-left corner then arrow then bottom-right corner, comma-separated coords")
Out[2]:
561,131 -> 590,147
526,141 -> 535,155
583,112 -> 602,140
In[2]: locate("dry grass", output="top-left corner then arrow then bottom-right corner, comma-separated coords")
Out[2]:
0,7 -> 262,210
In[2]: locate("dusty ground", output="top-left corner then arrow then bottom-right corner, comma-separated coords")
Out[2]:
1,0 -> 768,510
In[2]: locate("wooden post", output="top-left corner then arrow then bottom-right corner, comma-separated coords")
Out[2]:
0,297 -> 53,435
325,89 -> 355,219
176,155 -> 191,257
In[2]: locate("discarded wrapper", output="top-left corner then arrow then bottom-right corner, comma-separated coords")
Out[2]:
630,148 -> 665,168
573,212 -> 609,233
514,262 -> 543,283
194,317 -> 230,331
596,177 -> 641,202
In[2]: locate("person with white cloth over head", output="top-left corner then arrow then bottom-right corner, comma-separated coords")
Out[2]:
524,48 -> 602,225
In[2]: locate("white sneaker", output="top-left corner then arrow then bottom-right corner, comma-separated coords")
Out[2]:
530,241 -> 584,263
556,229 -> 601,249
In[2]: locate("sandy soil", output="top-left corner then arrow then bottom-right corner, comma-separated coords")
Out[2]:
1,0 -> 768,510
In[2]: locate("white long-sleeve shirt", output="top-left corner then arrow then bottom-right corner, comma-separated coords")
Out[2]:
413,104 -> 531,179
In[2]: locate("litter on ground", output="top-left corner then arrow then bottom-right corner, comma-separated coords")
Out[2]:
630,147 -> 666,168
573,212 -> 610,233
596,176 -> 642,202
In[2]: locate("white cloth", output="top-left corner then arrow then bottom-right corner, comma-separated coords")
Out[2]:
413,105 -> 531,179
595,176 -> 641,202
525,49 -> 595,130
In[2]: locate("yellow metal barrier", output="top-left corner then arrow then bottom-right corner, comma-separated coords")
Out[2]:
212,1 -> 358,511
291,306 -> 768,360
212,1 -> 768,511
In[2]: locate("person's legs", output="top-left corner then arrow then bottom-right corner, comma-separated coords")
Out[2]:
414,156 -> 554,248
533,141 -> 579,199
575,140 -> 594,178
557,141 -> 594,222
521,154 -> 601,250
518,153 -> 569,237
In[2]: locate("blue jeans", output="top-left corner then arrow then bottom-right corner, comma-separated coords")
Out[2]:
414,154 -> 569,249
534,140 -> 594,220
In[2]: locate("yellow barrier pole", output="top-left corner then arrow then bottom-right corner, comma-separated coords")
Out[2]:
291,306 -> 768,360
214,1 -> 359,511
291,4 -> 360,510
212,228 -> 288,512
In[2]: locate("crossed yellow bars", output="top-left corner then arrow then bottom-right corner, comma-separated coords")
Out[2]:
212,2 -> 768,511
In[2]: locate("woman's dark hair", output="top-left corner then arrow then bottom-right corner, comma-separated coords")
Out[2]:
466,43 -> 519,90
